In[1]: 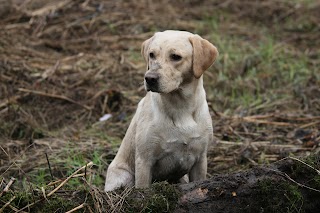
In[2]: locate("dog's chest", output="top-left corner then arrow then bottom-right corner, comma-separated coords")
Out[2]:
152,114 -> 208,150
156,119 -> 207,159
162,128 -> 202,151
150,122 -> 207,181
161,135 -> 200,169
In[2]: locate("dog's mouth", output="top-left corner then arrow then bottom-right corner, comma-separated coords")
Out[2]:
144,72 -> 182,94
146,84 -> 160,93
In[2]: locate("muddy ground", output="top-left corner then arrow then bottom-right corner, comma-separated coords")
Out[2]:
0,0 -> 319,212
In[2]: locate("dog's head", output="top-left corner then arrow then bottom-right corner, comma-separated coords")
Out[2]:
141,30 -> 218,93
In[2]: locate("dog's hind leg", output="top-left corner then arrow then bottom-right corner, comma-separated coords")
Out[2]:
104,165 -> 134,192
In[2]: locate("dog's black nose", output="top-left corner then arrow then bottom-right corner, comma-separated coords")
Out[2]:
145,72 -> 159,86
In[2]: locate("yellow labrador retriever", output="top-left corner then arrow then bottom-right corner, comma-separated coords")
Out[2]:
105,30 -> 218,191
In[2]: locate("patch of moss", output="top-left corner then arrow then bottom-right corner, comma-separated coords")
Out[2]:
1,191 -> 33,212
125,182 -> 180,213
252,179 -> 304,213
1,193 -> 77,213
289,155 -> 320,189
33,195 -> 76,213
0,187 -> 90,213
313,175 -> 320,188
293,155 -> 319,173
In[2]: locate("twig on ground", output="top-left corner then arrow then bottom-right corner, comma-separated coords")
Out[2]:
18,88 -> 92,110
86,205 -> 95,213
16,200 -> 42,213
0,146 -> 9,158
218,140 -> 311,149
279,170 -> 320,193
0,196 -> 16,213
65,203 -> 86,213
41,187 -> 48,202
47,173 -> 85,186
0,200 -> 25,213
47,162 -> 93,197
287,156 -> 320,175
0,177 -> 16,197
111,187 -> 133,213
242,117 -> 293,126
299,121 -> 320,129
45,152 -> 54,183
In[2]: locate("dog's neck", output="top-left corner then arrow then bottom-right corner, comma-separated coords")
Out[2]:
151,76 -> 206,125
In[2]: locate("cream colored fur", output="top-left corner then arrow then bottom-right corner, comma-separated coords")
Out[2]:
105,30 -> 218,191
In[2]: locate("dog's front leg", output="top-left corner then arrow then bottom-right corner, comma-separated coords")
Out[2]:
189,153 -> 207,182
135,156 -> 152,188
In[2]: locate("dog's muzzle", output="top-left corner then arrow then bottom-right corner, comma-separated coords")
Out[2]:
145,72 -> 160,92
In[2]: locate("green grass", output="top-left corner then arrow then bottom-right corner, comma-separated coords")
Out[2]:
58,147 -> 106,186
201,14 -> 317,112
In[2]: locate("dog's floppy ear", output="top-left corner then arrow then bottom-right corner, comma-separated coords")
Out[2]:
141,36 -> 154,69
189,35 -> 218,79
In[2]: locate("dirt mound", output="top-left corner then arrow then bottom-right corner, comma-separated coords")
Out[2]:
0,0 -> 320,199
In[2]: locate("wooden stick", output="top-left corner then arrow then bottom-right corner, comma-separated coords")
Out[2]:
45,152 -> 54,183
47,162 -> 93,197
217,140 -> 312,150
288,156 -> 320,175
268,168 -> 320,193
242,117 -> 292,126
0,196 -> 16,213
0,201 -> 25,213
65,203 -> 86,213
18,88 -> 91,110
47,173 -> 85,186
16,200 -> 41,213
0,177 -> 16,197
299,121 -> 320,129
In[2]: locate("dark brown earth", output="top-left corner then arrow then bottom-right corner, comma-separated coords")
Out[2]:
176,156 -> 320,213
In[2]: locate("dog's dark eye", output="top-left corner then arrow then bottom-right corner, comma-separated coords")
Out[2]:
149,52 -> 155,59
170,54 -> 182,61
